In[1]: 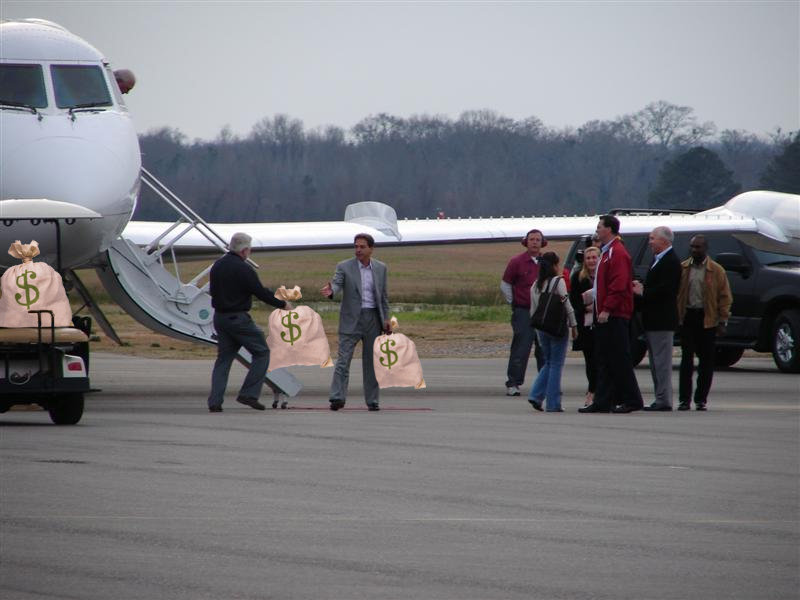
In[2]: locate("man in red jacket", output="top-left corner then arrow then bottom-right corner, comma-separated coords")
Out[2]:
579,214 -> 643,413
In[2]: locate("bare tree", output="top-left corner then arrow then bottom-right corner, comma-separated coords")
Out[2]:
717,129 -> 774,189
352,113 -> 406,143
617,100 -> 716,150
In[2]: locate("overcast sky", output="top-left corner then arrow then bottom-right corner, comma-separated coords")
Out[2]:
3,1 -> 798,141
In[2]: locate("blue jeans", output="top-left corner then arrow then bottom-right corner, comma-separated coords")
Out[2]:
528,330 -> 569,411
208,311 -> 269,407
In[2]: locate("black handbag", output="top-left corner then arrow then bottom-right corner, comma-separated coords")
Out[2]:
530,277 -> 568,337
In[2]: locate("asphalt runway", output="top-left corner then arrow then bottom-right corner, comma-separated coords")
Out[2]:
1,354 -> 798,600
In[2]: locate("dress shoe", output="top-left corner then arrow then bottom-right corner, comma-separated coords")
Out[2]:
329,400 -> 345,411
528,399 -> 543,412
208,405 -> 223,413
643,403 -> 672,412
236,396 -> 266,410
612,404 -> 641,414
367,403 -> 380,412
677,401 -> 691,411
578,404 -> 611,413
695,403 -> 707,411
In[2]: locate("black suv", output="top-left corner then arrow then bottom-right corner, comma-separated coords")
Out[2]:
566,229 -> 800,373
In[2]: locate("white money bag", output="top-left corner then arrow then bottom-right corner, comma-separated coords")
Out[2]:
373,317 -> 426,389
267,286 -> 333,371
0,241 -> 72,328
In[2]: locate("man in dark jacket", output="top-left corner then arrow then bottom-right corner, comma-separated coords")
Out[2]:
579,214 -> 643,413
207,232 -> 291,412
633,226 -> 681,411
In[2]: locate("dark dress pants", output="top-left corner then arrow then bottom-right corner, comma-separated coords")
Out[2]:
593,317 -> 643,410
208,311 -> 269,407
679,308 -> 717,405
506,306 -> 543,388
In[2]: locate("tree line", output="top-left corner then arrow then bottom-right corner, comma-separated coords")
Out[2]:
135,100 -> 799,223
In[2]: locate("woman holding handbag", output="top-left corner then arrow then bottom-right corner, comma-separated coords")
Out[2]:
527,252 -> 578,412
569,246 -> 600,407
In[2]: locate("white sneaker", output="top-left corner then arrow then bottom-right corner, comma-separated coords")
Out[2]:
506,386 -> 521,397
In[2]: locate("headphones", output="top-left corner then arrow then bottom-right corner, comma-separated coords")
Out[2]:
521,229 -> 548,248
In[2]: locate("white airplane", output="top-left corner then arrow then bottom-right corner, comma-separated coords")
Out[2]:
0,19 -> 139,269
2,19 -> 799,400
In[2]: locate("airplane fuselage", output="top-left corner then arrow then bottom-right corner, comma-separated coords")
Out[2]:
0,19 -> 141,269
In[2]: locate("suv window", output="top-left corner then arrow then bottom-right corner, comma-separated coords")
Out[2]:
751,249 -> 800,267
704,234 -> 744,260
624,235 -> 648,264
638,232 -> 743,266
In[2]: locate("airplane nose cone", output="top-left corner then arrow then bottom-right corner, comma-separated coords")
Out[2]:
1,136 -> 138,216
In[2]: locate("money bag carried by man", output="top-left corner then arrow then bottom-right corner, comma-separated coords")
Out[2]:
373,317 -> 426,389
266,285 -> 334,371
0,241 -> 72,328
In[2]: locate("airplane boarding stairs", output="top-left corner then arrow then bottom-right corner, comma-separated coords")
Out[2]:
94,167 -> 302,399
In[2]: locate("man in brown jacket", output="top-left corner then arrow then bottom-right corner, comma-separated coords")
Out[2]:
677,235 -> 733,411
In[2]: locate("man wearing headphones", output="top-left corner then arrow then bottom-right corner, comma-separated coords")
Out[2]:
500,229 -> 546,396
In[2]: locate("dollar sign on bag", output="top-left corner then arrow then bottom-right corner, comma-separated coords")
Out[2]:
379,338 -> 398,369
15,270 -> 39,308
280,311 -> 302,345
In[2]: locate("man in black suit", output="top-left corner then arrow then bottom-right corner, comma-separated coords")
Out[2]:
633,226 -> 682,411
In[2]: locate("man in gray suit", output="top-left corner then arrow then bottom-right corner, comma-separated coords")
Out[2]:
321,233 -> 392,411
633,226 -> 681,411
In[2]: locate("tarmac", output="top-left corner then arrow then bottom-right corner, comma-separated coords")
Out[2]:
1,354 -> 798,600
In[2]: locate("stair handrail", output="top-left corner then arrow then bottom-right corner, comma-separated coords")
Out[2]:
139,167 -> 258,269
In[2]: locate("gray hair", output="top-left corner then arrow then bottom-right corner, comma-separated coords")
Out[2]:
229,232 -> 252,254
652,226 -> 674,243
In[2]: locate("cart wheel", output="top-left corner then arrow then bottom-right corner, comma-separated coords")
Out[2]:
48,394 -> 84,425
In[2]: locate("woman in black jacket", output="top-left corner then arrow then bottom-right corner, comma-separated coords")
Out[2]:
569,246 -> 600,407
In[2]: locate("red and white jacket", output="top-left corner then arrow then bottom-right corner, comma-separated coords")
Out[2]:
595,237 -> 634,320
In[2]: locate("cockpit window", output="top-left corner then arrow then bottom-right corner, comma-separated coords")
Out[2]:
104,64 -> 127,111
51,65 -> 112,109
0,64 -> 47,108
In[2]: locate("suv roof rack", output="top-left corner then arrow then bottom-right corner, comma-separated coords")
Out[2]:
608,208 -> 700,216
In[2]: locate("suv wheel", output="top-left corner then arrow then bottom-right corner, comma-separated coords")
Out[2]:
772,309 -> 800,373
714,347 -> 744,368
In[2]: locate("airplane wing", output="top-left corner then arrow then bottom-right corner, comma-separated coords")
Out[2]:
122,199 -> 772,253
